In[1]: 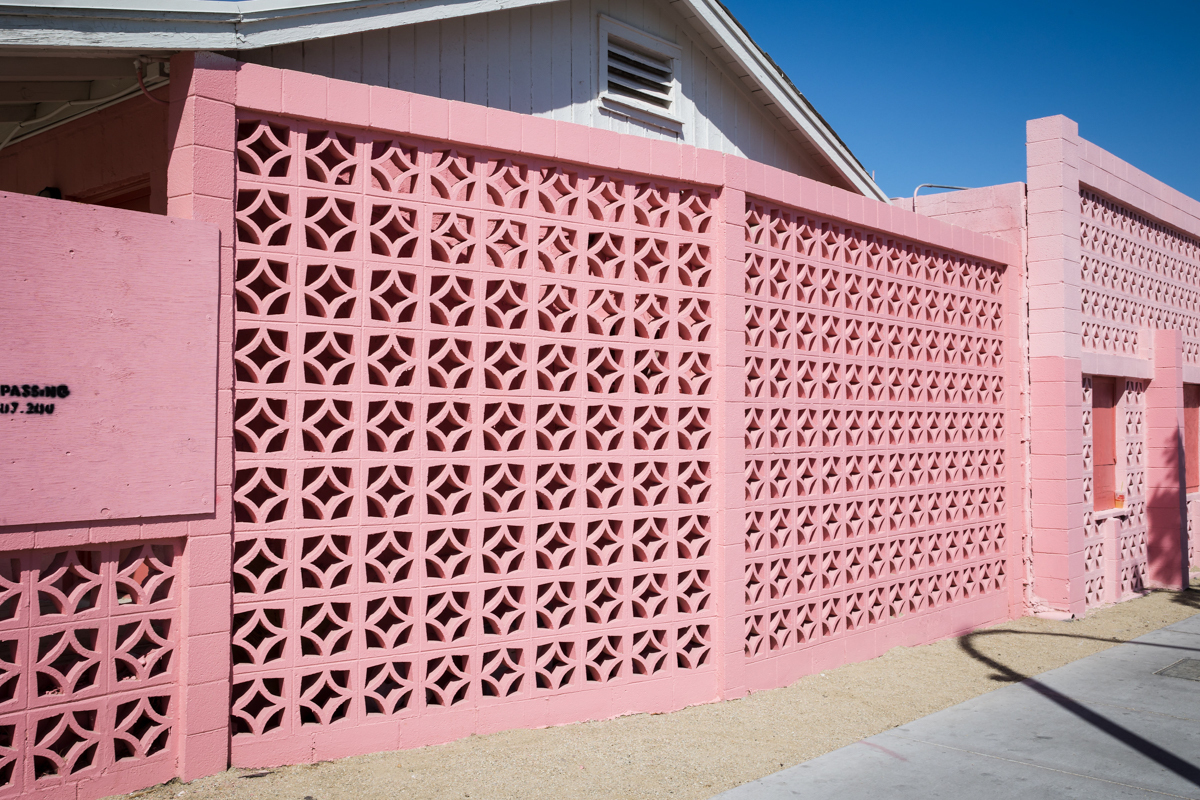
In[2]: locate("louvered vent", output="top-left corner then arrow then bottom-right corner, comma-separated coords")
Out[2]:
606,40 -> 672,110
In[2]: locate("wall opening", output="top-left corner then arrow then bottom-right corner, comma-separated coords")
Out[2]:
1092,376 -> 1117,511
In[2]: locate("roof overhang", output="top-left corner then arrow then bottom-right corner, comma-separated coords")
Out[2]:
0,0 -> 887,200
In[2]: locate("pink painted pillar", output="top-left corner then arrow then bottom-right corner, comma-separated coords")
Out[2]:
166,51 -> 239,780
717,159 -> 748,699
1146,328 -> 1188,589
1025,116 -> 1086,616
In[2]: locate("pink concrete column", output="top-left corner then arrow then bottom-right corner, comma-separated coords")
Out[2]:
717,163 -> 748,699
1026,116 -> 1086,616
166,51 -> 239,781
1145,328 -> 1188,589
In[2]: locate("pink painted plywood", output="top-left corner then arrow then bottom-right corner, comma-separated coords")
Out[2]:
0,193 -> 219,527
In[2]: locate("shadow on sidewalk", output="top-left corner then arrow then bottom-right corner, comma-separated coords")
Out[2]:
957,587 -> 1200,790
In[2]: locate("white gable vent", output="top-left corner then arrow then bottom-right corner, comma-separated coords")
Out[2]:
599,15 -> 682,129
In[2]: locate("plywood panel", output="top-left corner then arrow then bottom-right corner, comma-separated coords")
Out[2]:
0,192 -> 219,526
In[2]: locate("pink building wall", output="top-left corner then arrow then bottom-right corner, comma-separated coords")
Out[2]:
1025,115 -> 1200,614
0,50 -> 1034,795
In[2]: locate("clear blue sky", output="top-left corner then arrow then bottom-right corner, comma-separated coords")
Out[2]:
722,0 -> 1200,201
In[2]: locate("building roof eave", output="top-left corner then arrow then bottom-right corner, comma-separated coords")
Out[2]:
0,0 -> 887,200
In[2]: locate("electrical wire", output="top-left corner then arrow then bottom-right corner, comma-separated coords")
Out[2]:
135,59 -> 169,106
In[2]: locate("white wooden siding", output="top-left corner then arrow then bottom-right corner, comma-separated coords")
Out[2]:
239,0 -> 828,180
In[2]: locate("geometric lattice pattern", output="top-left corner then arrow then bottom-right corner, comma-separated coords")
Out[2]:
1080,189 -> 1200,364
0,543 -> 179,797
232,116 -> 717,759
1117,380 -> 1148,597
1081,374 -> 1147,606
742,198 -> 1009,658
1079,187 -> 1190,591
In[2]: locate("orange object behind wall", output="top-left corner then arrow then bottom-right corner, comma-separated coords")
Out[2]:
1092,376 -> 1117,511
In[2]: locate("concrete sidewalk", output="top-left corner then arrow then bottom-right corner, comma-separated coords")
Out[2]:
715,611 -> 1200,800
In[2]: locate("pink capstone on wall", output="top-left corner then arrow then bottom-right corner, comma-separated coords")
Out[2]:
0,193 -> 219,527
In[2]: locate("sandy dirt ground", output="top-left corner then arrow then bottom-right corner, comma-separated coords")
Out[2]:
118,580 -> 1200,800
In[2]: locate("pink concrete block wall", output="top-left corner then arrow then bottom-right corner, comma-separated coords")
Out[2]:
0,51 -> 1028,795
0,71 -> 231,798
228,64 -> 722,767
221,59 -> 1023,765
912,184 -> 1030,617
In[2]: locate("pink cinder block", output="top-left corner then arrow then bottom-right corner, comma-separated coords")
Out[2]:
744,158 -> 765,197
184,681 -> 233,735
281,69 -> 328,121
650,138 -> 682,180
369,84 -> 410,133
448,100 -> 487,147
618,131 -> 653,175
521,114 -> 556,157
235,61 -> 283,114
555,119 -> 590,165
192,145 -> 236,200
88,521 -> 141,543
326,77 -> 371,128
187,584 -> 231,636
1026,114 -> 1079,145
486,107 -> 522,154
588,126 -> 621,170
187,534 -> 232,586
722,153 -> 747,190
696,146 -> 720,185
191,52 -> 238,103
408,92 -> 449,140
181,728 -> 232,781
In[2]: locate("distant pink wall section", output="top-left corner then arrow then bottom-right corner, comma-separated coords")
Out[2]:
1026,115 -> 1200,606
0,95 -> 169,214
0,193 -> 218,527
899,184 -> 1029,618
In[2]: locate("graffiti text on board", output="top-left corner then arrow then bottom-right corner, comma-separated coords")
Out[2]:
0,385 -> 69,415
1,402 -> 54,414
1,384 -> 70,398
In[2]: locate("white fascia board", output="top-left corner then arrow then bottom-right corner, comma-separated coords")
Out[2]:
0,0 -> 551,50
673,0 -> 888,201
234,0 -> 551,49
